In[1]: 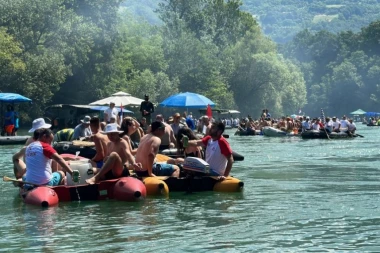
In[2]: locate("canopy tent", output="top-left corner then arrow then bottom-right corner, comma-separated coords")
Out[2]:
0,93 -> 32,103
89,91 -> 144,107
159,92 -> 215,109
350,109 -> 366,115
0,93 -> 32,130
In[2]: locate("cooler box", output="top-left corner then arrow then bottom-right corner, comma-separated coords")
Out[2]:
183,157 -> 210,174
66,160 -> 94,185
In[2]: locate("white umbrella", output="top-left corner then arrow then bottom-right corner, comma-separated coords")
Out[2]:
89,91 -> 144,106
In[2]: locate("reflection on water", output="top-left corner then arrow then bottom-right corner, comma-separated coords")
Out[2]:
1,125 -> 380,251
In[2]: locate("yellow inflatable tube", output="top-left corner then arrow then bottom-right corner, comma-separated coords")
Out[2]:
212,176 -> 244,192
143,176 -> 169,196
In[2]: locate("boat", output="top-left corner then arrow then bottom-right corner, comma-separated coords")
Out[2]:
234,129 -> 260,136
54,141 -> 96,159
0,136 -> 29,145
19,177 -> 146,207
262,126 -> 300,137
301,130 -> 360,139
142,156 -> 244,193
159,148 -> 245,161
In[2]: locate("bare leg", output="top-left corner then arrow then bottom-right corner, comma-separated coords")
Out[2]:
13,157 -> 26,179
86,152 -> 123,184
171,165 -> 180,178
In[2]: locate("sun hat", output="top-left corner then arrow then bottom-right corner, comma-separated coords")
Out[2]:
151,121 -> 165,132
80,116 -> 91,124
28,118 -> 52,133
101,123 -> 123,134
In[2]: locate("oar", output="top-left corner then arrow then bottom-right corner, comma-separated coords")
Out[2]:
223,134 -> 229,138
355,133 -> 364,138
3,176 -> 47,187
322,128 -> 331,140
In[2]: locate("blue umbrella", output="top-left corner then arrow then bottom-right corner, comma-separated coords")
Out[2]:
0,93 -> 32,103
159,92 -> 215,108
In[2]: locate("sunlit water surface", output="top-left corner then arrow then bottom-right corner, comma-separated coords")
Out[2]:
1,124 -> 380,252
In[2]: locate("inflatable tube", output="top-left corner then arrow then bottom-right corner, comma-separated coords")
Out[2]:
213,177 -> 244,192
162,176 -> 244,193
143,177 -> 169,196
20,187 -> 59,207
114,177 -> 146,201
0,136 -> 29,145
54,141 -> 96,159
262,127 -> 299,137
234,129 -> 260,136
301,130 -> 358,139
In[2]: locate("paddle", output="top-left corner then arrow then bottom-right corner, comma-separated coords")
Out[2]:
322,128 -> 331,140
223,134 -> 229,138
3,176 -> 48,187
355,133 -> 364,138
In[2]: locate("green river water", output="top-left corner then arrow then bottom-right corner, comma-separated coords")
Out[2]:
1,124 -> 380,252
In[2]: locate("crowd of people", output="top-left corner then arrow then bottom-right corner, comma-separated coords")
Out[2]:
11,95 -> 234,189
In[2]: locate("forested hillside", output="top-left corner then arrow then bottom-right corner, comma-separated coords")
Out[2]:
242,0 -> 380,43
123,0 -> 380,43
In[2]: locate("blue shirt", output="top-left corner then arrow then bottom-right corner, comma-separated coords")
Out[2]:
186,117 -> 195,130
5,111 -> 14,126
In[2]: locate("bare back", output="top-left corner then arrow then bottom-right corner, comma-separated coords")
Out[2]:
92,132 -> 109,162
135,133 -> 161,171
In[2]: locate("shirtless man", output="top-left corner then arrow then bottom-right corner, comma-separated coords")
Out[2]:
89,117 -> 109,168
202,116 -> 212,136
286,117 -> 294,132
86,123 -> 134,184
148,115 -> 176,150
134,121 -> 180,177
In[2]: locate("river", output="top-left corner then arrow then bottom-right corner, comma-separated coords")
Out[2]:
1,124 -> 380,252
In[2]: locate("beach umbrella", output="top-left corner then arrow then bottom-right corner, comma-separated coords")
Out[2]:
0,93 -> 32,103
89,91 -> 143,107
159,92 -> 215,109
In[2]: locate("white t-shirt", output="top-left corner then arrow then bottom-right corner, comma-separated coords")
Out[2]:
340,119 -> 349,128
325,121 -> 333,132
202,136 -> 232,176
312,123 -> 320,131
332,121 -> 340,130
25,141 -> 56,184
104,107 -> 118,122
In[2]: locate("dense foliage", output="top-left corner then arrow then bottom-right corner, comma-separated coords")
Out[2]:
0,0 -> 306,122
281,22 -> 380,116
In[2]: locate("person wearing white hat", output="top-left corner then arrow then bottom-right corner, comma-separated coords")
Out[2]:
85,123 -> 135,185
104,101 -> 119,124
12,118 -> 52,179
73,115 -> 92,140
14,128 -> 75,187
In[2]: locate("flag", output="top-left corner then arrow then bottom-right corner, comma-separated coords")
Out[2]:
119,103 -> 123,125
206,104 -> 212,118
298,108 -> 302,114
320,108 -> 326,124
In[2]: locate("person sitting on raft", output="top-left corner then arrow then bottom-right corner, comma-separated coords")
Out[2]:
89,117 -> 109,168
13,118 -> 52,179
86,123 -> 135,185
185,122 -> 234,181
133,121 -> 180,178
13,128 -> 75,188
120,117 -> 141,156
